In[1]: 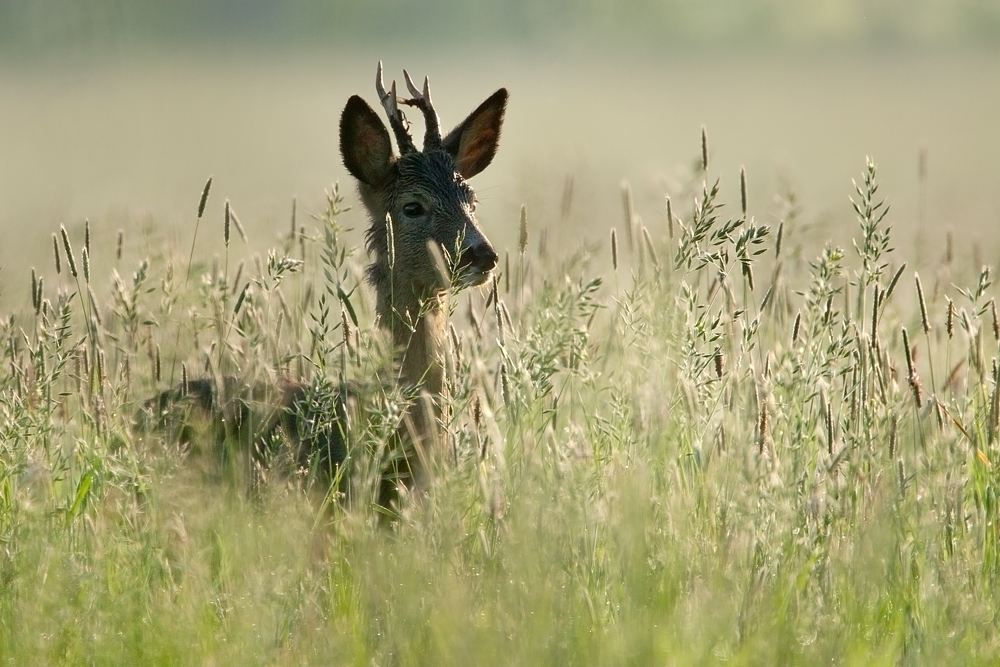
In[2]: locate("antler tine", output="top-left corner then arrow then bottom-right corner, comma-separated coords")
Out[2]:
401,69 -> 442,152
375,60 -> 388,104
375,61 -> 416,155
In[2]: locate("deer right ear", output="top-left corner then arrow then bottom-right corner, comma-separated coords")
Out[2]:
340,95 -> 396,186
442,88 -> 508,179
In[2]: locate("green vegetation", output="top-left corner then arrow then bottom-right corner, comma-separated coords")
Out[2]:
2,141 -> 1000,664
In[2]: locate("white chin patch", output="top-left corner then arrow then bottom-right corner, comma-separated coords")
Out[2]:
458,269 -> 491,289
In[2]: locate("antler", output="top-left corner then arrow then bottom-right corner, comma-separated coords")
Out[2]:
376,61 -> 417,155
401,69 -> 442,152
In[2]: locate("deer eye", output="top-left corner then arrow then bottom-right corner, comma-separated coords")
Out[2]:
403,202 -> 425,217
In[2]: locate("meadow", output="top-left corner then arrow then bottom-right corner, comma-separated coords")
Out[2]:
2,135 -> 1000,664
2,44 -> 1000,666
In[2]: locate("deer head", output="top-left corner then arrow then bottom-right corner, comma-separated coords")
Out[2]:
340,63 -> 508,311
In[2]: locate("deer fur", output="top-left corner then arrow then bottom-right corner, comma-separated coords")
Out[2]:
149,64 -> 507,511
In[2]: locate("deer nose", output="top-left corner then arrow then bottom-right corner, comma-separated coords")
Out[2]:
461,243 -> 498,273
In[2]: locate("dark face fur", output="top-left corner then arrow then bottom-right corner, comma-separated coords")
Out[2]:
372,150 -> 496,292
340,84 -> 508,299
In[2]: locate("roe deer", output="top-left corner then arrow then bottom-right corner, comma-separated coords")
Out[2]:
150,63 -> 508,512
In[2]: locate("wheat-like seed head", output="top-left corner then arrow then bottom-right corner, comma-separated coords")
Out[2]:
914,273 -> 930,334
610,228 -> 618,272
701,125 -> 709,172
60,226 -> 78,278
197,176 -> 213,219
518,204 -> 528,256
740,166 -> 748,217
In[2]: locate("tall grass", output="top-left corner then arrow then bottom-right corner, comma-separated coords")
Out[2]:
1,144 -> 999,665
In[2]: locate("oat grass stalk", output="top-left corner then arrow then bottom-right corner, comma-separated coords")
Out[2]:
740,166 -> 748,218
610,228 -> 618,272
641,226 -> 659,272
170,176 -> 212,386
946,298 -> 955,339
665,195 -> 675,240
700,125 -> 709,173
518,204 -> 527,309
914,272 -> 938,393
901,326 -> 922,409
52,233 -> 62,274
621,182 -> 635,253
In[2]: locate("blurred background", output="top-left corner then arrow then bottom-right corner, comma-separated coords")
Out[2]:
1,0 -> 999,304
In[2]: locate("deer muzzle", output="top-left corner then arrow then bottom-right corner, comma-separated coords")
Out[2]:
457,241 -> 498,285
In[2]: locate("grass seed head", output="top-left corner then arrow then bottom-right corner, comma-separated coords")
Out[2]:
665,195 -> 675,239
97,348 -> 107,393
504,250 -> 510,294
88,286 -> 101,325
52,233 -> 62,274
560,174 -> 574,221
884,263 -> 906,304
230,206 -> 247,243
500,362 -> 510,408
427,241 -> 451,291
197,176 -> 213,219
825,398 -> 834,454
341,307 -> 352,355
901,326 -> 922,406
701,125 -> 710,172
386,213 -> 395,270
116,229 -> 123,261
519,204 -> 528,255
740,166 -> 748,217
233,260 -> 247,295
60,226 -> 78,278
641,226 -> 659,270
915,273 -> 930,334
610,228 -> 619,271
742,262 -> 755,291
946,298 -> 955,339
30,268 -> 38,312
621,181 -> 634,252
991,299 -> 999,341
883,411 -> 896,458
493,274 -> 505,347
871,284 -> 881,342
758,397 -> 769,455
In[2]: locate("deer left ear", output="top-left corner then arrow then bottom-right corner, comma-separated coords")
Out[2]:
442,88 -> 508,179
341,95 -> 397,186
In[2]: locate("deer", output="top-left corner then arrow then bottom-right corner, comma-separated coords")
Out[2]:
148,63 -> 508,513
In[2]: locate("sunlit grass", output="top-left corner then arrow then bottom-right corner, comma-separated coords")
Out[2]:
2,140 -> 1000,665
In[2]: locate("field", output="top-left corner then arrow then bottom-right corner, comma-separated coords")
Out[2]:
3,7 -> 1000,664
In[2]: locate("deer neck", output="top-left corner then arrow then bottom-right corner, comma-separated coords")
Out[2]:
375,284 -> 448,399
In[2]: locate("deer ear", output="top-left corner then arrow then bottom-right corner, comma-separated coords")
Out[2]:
340,95 -> 396,186
442,88 -> 508,179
